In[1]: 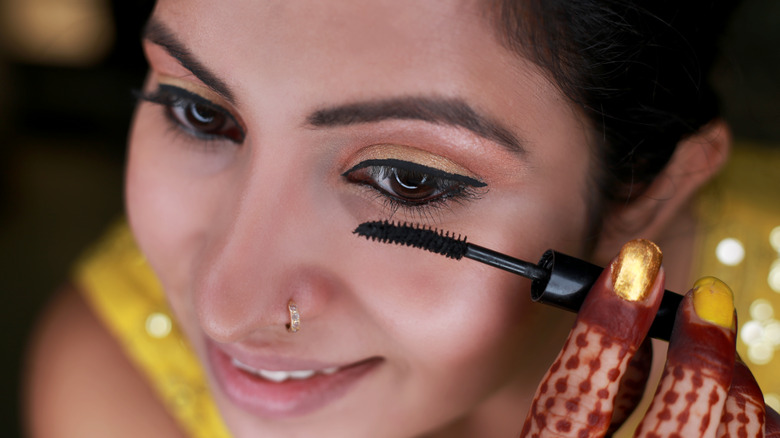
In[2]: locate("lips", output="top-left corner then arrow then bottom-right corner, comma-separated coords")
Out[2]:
207,342 -> 382,418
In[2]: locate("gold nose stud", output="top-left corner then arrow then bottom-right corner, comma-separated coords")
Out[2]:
286,300 -> 300,333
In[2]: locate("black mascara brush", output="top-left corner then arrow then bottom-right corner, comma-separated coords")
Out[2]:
354,220 -> 682,341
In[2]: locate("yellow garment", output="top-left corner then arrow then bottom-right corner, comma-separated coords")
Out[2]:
73,142 -> 780,435
694,141 -> 780,410
74,223 -> 232,438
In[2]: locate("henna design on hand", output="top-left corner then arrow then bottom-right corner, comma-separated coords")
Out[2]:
717,359 -> 767,438
520,242 -> 779,437
521,240 -> 664,437
608,338 -> 653,435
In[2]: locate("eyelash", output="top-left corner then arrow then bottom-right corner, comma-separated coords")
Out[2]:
342,159 -> 487,220
135,84 -> 245,144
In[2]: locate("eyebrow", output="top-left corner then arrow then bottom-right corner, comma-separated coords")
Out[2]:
307,97 -> 525,153
141,19 -> 524,154
142,18 -> 235,103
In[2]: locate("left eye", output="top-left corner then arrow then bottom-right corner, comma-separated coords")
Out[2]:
136,84 -> 245,143
343,160 -> 486,206
170,102 -> 230,136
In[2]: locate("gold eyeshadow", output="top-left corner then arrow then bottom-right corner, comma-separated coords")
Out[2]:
347,144 -> 480,181
156,74 -> 235,114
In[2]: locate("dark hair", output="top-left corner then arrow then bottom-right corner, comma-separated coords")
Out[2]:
494,0 -> 739,207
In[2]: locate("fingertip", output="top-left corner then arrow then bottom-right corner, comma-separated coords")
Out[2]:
691,276 -> 735,330
577,239 -> 665,346
611,238 -> 663,302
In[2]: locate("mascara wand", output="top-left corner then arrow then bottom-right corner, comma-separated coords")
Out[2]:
354,220 -> 682,341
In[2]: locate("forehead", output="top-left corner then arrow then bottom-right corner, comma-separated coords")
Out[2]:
155,0 -> 494,49
150,0 -> 555,98
149,0 -> 586,162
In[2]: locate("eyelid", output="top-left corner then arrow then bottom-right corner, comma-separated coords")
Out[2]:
135,83 -> 246,142
141,84 -> 240,126
342,159 -> 486,188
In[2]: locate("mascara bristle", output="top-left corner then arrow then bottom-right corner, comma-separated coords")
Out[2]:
353,221 -> 469,260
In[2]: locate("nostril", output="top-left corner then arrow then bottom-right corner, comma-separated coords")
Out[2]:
277,266 -> 341,327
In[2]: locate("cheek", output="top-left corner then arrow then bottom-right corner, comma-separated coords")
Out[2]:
352,234 -> 568,406
124,109 -> 216,299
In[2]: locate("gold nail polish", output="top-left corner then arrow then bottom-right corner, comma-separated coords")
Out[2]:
611,239 -> 663,301
692,276 -> 734,329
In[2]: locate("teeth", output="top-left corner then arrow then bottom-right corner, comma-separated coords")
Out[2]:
288,369 -> 316,379
258,369 -> 294,383
231,358 -> 338,382
232,358 -> 258,374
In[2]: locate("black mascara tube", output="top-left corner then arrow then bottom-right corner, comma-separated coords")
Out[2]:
355,221 -> 684,342
530,250 -> 683,341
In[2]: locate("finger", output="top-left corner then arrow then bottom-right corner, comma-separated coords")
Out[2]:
717,358 -> 766,438
767,405 -> 780,438
521,239 -> 664,437
608,338 -> 653,435
636,276 -> 736,438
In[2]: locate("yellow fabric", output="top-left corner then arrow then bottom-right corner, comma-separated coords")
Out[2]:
694,141 -> 780,410
74,223 -> 232,438
72,142 -> 780,434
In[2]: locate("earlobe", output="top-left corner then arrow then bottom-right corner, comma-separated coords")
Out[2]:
592,120 -> 732,264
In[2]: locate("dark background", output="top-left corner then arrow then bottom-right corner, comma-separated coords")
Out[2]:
0,0 -> 778,436
0,1 -> 154,435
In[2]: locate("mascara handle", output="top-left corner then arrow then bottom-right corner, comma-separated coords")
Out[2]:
530,250 -> 682,341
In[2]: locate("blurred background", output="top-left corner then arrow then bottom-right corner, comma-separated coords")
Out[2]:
0,0 -> 778,436
0,0 -> 153,435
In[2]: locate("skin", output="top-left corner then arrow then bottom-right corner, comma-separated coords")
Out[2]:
23,0 -> 778,437
127,1 -> 586,436
523,249 -> 779,437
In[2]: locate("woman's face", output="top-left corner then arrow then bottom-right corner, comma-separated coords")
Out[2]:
126,0 -> 596,436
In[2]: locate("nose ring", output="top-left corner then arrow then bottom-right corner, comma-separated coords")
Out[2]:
286,300 -> 300,333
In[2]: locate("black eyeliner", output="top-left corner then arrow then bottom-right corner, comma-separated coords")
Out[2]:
342,159 -> 486,187
134,84 -> 245,142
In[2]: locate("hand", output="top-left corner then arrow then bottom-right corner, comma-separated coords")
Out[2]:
520,239 -> 780,437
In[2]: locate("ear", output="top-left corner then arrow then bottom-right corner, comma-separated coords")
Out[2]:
591,120 -> 731,264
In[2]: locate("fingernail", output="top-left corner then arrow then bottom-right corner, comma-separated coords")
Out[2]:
611,239 -> 663,302
692,276 -> 734,329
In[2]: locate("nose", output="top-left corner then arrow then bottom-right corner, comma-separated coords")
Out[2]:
197,260 -> 338,343
192,156 -> 340,344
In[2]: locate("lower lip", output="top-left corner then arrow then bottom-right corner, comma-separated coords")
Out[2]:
208,344 -> 382,418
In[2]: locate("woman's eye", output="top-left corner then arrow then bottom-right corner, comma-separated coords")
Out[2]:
170,102 -> 227,136
136,84 -> 245,143
375,167 -> 440,201
343,159 -> 486,208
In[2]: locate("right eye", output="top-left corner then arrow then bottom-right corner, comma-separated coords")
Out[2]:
343,158 -> 487,211
136,84 -> 245,143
